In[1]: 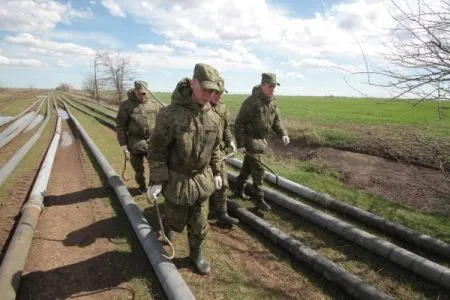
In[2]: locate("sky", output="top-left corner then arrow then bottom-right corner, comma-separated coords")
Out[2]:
0,0 -> 430,96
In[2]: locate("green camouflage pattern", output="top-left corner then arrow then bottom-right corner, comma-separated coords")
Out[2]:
236,153 -> 265,196
235,84 -> 287,195
148,78 -> 222,206
210,100 -> 233,214
116,88 -> 162,188
210,160 -> 229,213
164,196 -> 209,249
130,153 -> 146,187
234,85 -> 287,153
193,63 -> 221,91
261,73 -> 280,86
149,77 -> 222,250
134,80 -> 148,93
212,102 -> 233,152
218,76 -> 228,94
116,89 -> 163,151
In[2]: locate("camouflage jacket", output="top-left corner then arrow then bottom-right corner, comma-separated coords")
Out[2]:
148,78 -> 221,205
212,101 -> 233,152
116,89 -> 162,153
234,85 -> 287,153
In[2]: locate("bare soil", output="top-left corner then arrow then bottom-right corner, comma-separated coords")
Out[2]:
271,137 -> 450,215
16,120 -> 142,299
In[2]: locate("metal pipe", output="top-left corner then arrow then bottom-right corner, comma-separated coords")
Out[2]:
63,94 -> 116,120
0,105 -> 61,299
63,103 -> 195,300
0,98 -> 41,127
62,98 -> 116,130
0,99 -> 45,150
227,173 -> 450,289
0,98 -> 51,187
226,157 -> 450,259
226,200 -> 392,299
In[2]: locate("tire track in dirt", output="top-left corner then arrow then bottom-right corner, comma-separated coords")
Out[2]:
17,120 -> 138,299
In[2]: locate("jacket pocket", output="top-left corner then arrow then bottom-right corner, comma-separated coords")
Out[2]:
246,137 -> 268,154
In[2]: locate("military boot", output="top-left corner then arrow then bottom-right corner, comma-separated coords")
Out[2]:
233,181 -> 250,200
189,247 -> 210,275
217,212 -> 239,225
255,194 -> 271,211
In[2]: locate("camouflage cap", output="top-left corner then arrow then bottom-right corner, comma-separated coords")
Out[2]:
261,73 -> 280,86
218,76 -> 228,94
134,80 -> 148,93
193,63 -> 221,92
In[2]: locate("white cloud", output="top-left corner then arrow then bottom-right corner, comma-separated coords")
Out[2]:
103,0 -> 397,59
169,40 -> 197,50
101,0 -> 126,18
0,0 -> 92,32
287,58 -> 365,73
284,72 -> 305,79
0,55 -> 45,68
137,44 -> 174,54
5,33 -> 95,57
130,41 -> 263,72
56,60 -> 71,68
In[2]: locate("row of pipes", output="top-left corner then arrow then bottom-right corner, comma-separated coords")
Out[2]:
2,93 -> 446,299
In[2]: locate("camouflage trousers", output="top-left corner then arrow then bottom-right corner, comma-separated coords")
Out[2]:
210,161 -> 229,214
164,197 -> 209,249
130,153 -> 147,188
236,153 -> 264,196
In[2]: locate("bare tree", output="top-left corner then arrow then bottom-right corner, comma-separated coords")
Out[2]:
365,0 -> 449,103
97,49 -> 134,103
93,48 -> 101,101
82,74 -> 96,98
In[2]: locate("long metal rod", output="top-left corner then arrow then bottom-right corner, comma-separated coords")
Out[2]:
226,157 -> 450,259
0,99 -> 60,299
227,173 -> 450,289
227,199 -> 393,299
0,98 -> 51,187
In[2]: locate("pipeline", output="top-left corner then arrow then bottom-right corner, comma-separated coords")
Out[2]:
0,105 -> 61,299
63,94 -> 116,120
0,98 -> 41,127
227,173 -> 450,289
226,200 -> 392,299
63,103 -> 195,300
226,157 -> 450,259
0,99 -> 45,150
0,98 -> 51,187
69,93 -> 118,112
62,98 -> 116,130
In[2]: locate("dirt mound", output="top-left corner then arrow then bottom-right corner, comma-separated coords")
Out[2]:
270,138 -> 450,214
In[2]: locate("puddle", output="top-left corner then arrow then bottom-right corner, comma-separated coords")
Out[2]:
60,131 -> 73,148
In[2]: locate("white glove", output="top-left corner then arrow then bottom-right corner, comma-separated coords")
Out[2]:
121,145 -> 130,160
147,184 -> 162,201
236,147 -> 246,153
230,141 -> 237,153
282,136 -> 290,145
214,176 -> 222,190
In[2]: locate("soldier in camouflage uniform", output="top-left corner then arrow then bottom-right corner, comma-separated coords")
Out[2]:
116,80 -> 162,193
147,63 -> 223,275
234,73 -> 290,211
209,77 -> 239,226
